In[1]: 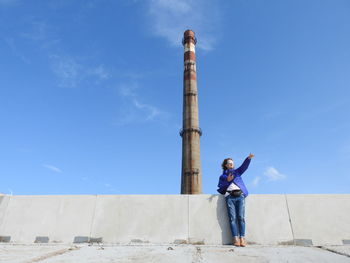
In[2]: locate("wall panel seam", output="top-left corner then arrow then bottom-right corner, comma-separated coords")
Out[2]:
285,194 -> 295,244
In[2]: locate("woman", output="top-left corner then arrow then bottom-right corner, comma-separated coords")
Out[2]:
217,153 -> 254,247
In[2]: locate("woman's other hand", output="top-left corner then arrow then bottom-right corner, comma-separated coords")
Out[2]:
248,153 -> 255,159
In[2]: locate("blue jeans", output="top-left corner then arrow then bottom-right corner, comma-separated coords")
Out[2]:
225,194 -> 245,237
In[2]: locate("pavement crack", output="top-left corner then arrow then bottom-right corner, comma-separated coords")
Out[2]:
24,246 -> 80,263
317,246 -> 350,258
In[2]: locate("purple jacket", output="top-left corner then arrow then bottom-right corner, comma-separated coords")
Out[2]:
217,157 -> 251,197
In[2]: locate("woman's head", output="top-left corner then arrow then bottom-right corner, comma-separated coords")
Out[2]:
222,158 -> 234,170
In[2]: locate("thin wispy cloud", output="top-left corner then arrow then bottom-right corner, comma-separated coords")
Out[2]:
3,37 -> 30,63
19,19 -> 110,88
21,21 -> 49,42
103,182 -> 119,193
134,99 -> 161,121
42,164 -> 63,173
264,166 -> 286,181
49,55 -> 111,88
252,176 -> 261,187
49,55 -> 81,88
116,82 -> 169,125
147,0 -> 221,51
20,21 -> 60,49
89,65 -> 110,80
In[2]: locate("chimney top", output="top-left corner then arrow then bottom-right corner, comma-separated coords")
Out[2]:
182,30 -> 197,45
184,30 -> 195,37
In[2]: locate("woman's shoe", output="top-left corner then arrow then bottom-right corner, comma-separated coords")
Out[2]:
233,237 -> 241,246
240,237 -> 246,247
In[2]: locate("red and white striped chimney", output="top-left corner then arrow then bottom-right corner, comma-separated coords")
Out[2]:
180,30 -> 202,194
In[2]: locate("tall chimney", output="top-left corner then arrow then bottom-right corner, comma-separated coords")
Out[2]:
180,30 -> 202,194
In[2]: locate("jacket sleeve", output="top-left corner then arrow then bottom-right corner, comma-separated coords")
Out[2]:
217,174 -> 232,194
235,157 -> 251,176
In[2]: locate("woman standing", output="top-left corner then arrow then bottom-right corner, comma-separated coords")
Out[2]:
217,153 -> 254,247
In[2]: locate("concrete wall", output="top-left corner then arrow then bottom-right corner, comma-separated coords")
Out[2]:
0,194 -> 349,245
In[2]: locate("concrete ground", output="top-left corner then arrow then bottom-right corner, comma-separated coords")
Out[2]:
1,244 -> 350,263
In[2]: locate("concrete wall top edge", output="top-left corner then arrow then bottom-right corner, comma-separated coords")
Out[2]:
4,194 -> 350,197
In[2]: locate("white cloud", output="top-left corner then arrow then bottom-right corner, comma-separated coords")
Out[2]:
42,164 -> 62,173
49,55 -> 81,88
264,166 -> 286,181
132,99 -> 161,121
49,55 -> 110,88
21,21 -> 49,42
147,0 -> 221,51
103,182 -> 119,193
20,20 -> 61,50
252,176 -> 261,187
119,82 -> 137,97
19,20 -> 110,88
4,37 -> 30,63
89,65 -> 110,80
19,21 -> 81,88
116,82 -> 169,125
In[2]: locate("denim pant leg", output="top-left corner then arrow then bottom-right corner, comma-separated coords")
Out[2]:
236,196 -> 246,237
225,196 -> 238,237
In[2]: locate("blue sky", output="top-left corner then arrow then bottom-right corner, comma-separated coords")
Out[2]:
1,0 -> 349,195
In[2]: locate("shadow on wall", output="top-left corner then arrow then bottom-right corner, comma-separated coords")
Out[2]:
208,194 -> 232,245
